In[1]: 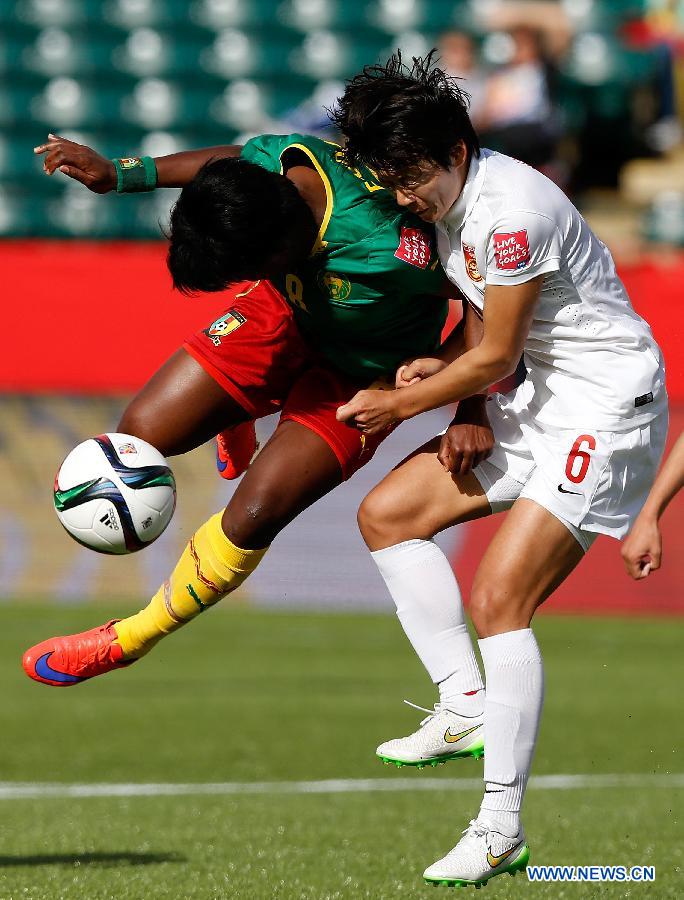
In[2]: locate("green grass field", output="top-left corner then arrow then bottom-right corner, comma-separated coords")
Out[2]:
0,605 -> 681,899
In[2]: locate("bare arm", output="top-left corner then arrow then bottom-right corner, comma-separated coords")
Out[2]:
438,303 -> 493,475
637,432 -> 684,520
397,278 -> 539,417
154,146 -> 242,187
621,432 -> 684,579
34,133 -> 242,192
338,277 -> 541,433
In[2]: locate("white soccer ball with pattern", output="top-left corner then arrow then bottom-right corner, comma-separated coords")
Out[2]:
53,433 -> 176,554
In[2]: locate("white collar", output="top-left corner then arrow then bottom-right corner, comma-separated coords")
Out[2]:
441,150 -> 488,233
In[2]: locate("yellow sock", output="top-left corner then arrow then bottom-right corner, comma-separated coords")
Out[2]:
113,512 -> 267,659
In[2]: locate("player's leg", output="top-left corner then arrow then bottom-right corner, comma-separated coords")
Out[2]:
22,281 -> 314,685
111,418 -> 344,660
119,345 -> 258,479
112,362 -> 385,661
430,413 -> 669,885
24,419 -> 344,684
21,346 -> 256,686
221,419 -> 344,548
117,347 -> 250,456
23,359 -> 392,685
358,444 -> 494,765
424,500 -> 585,886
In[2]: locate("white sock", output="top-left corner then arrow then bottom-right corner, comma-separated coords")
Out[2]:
477,628 -> 544,837
371,540 -> 484,714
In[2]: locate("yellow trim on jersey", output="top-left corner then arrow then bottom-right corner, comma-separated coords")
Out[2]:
280,142 -> 333,255
235,279 -> 261,298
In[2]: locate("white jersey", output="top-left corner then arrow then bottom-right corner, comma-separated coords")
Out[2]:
437,149 -> 666,431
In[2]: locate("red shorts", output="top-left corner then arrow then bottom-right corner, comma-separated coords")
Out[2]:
184,280 -> 392,480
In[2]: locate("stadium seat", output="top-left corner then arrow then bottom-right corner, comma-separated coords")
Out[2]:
191,0 -> 282,30
18,27 -> 123,77
13,0 -> 89,28
119,78 -> 184,129
26,77 -> 125,129
288,29 -> 390,79
284,0 -> 336,31
104,0 -> 193,29
643,192 -> 684,247
199,28 -> 296,79
366,0 -> 424,34
110,27 -> 207,78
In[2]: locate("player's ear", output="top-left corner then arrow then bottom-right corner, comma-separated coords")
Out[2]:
451,140 -> 467,169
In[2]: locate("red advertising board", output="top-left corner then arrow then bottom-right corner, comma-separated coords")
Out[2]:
1,241 -> 682,398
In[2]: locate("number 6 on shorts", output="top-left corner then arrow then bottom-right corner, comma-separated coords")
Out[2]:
565,434 -> 596,484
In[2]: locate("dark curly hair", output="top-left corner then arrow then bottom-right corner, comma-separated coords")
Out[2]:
167,157 -> 316,294
332,51 -> 480,182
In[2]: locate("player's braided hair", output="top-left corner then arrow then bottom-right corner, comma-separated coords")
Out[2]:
332,51 -> 480,181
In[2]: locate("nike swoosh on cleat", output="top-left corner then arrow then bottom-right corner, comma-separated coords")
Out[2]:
444,723 -> 482,744
487,842 -> 522,868
557,483 -> 582,495
33,652 -> 85,685
215,451 -> 228,473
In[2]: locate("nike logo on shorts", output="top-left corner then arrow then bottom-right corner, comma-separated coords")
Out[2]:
557,483 -> 582,496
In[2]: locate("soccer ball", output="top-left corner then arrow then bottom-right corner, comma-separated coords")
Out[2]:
53,433 -> 176,554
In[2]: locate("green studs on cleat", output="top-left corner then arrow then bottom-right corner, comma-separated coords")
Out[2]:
377,742 -> 484,769
424,846 -> 529,889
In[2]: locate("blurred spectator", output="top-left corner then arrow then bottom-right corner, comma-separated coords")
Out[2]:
235,81 -> 344,145
280,80 -> 345,140
438,30 -> 488,128
478,26 -> 561,169
622,4 -> 683,153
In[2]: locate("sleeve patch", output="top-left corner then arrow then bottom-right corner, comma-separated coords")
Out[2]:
493,230 -> 530,271
395,226 -> 431,269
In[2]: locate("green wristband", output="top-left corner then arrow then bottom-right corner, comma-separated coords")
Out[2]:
112,156 -> 158,193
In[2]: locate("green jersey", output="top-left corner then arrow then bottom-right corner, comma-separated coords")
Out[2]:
240,134 -> 449,378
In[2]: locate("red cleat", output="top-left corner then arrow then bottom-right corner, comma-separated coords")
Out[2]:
216,421 -> 259,480
22,620 -> 134,687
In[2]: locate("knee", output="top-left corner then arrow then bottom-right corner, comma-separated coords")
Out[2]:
222,485 -> 287,549
469,582 -> 529,638
358,485 -> 412,550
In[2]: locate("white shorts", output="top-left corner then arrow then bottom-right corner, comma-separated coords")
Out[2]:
472,386 -> 669,551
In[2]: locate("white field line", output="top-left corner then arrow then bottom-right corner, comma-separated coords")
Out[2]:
0,773 -> 682,800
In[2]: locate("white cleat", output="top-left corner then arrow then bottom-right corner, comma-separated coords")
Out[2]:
376,702 -> 484,768
424,818 -> 530,887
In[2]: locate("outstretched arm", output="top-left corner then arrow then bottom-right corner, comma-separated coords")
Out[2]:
34,133 -> 242,193
621,432 -> 684,579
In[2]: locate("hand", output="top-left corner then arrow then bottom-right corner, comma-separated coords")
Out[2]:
437,397 -> 494,476
621,514 -> 661,579
395,357 -> 447,388
34,134 -> 117,193
336,389 -> 401,435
